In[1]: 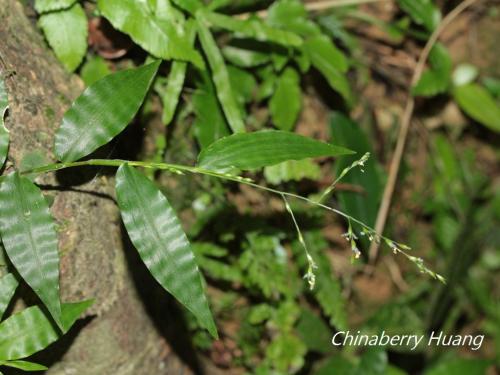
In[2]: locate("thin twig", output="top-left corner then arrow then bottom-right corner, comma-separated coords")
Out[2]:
368,0 -> 481,264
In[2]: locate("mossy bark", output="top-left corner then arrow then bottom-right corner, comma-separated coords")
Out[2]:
0,1 -> 191,373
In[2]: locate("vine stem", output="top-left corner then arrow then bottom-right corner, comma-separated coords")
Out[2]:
368,0 -> 481,265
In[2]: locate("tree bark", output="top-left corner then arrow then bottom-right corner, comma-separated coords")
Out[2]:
0,1 -> 192,373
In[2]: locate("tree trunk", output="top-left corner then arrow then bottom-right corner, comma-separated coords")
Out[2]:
0,1 -> 192,373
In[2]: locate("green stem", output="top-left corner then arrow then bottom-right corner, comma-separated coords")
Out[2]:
19,158 -> 444,282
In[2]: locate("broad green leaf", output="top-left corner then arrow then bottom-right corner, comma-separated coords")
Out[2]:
196,18 -> 245,133
80,56 -> 111,87
424,358 -> 491,375
0,173 -> 62,328
97,0 -> 203,67
193,72 -> 230,148
397,0 -> 441,32
34,0 -> 76,13
267,0 -> 321,36
198,130 -> 354,171
159,20 -> 197,126
269,67 -> 301,131
0,77 -> 8,169
453,83 -> 500,132
264,159 -> 321,185
0,360 -> 47,371
413,43 -> 452,97
303,35 -> 352,104
115,164 -> 217,338
39,3 -> 88,72
0,274 -> 18,320
330,113 -> 382,232
0,301 -> 92,360
54,61 -> 160,162
201,11 -> 303,47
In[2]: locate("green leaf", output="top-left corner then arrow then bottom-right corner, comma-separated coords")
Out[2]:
453,83 -> 500,132
330,113 -> 382,230
115,164 -> 217,338
264,159 -> 321,185
97,0 -> 203,67
170,0 -> 203,14
34,0 -> 76,13
296,308 -> 331,353
80,56 -> 111,87
0,301 -> 92,360
355,348 -> 388,375
54,61 -> 160,162
397,0 -> 441,32
0,77 -> 9,169
424,358 -> 491,375
201,11 -> 303,47
0,274 -> 18,320
198,130 -> 354,172
314,356 -> 354,375
38,4 -> 88,72
0,360 -> 48,371
158,21 -> 196,126
192,71 -> 230,148
303,35 -> 352,104
269,67 -> 301,131
60,299 -> 94,332
222,43 -> 271,68
0,173 -> 62,328
267,0 -> 321,36
196,18 -> 245,133
413,43 -> 452,97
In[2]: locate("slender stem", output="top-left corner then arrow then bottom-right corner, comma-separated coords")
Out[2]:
368,0 -> 481,265
21,158 -> 405,248
20,157 -> 443,281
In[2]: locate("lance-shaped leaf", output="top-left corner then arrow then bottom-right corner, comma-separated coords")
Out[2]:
196,18 -> 245,133
38,3 -> 88,72
453,83 -> 500,133
303,35 -> 352,104
115,164 -> 217,338
412,43 -> 452,97
0,274 -> 18,320
269,67 -> 302,131
97,0 -> 203,67
0,77 -> 9,169
0,360 -> 47,371
0,173 -> 61,328
198,130 -> 354,171
0,301 -> 93,361
201,11 -> 303,47
54,61 -> 160,162
159,20 -> 197,126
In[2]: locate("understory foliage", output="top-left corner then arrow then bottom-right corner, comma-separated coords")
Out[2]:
0,0 -> 499,374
